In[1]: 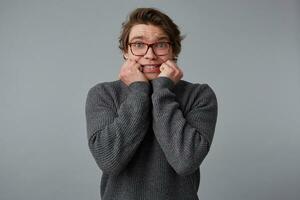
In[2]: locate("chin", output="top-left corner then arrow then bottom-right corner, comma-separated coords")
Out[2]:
144,73 -> 159,80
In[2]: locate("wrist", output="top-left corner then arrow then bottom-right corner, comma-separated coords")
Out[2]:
129,81 -> 151,94
151,77 -> 174,91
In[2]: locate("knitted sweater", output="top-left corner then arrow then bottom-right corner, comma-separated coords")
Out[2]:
85,77 -> 218,200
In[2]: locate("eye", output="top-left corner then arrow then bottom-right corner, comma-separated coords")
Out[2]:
132,42 -> 146,49
155,42 -> 169,48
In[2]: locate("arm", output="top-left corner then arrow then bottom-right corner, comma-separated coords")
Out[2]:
151,77 -> 218,176
85,81 -> 151,175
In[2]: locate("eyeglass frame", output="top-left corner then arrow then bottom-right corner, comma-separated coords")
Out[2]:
128,41 -> 172,56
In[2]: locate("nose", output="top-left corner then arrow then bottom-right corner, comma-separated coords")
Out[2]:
144,46 -> 157,59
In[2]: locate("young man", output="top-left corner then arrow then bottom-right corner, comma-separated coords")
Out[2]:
85,8 -> 218,200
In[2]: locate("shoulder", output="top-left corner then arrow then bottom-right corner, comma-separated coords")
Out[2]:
88,80 -> 124,93
175,80 -> 217,98
86,80 -> 128,104
87,80 -> 126,97
174,80 -> 218,108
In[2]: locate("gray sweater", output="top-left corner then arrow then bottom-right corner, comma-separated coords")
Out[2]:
85,77 -> 218,200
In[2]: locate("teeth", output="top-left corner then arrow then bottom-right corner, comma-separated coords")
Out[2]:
143,65 -> 159,69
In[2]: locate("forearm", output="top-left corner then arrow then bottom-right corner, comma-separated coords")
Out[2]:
151,77 -> 218,176
86,82 -> 151,175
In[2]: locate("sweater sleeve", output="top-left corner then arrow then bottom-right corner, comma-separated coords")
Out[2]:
151,77 -> 218,176
85,81 -> 151,175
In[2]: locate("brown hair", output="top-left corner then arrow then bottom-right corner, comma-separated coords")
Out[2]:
119,8 -> 184,59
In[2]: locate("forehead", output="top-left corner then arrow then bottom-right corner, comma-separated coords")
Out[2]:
129,24 -> 169,42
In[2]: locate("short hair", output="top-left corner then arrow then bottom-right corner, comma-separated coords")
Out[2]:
119,7 -> 184,59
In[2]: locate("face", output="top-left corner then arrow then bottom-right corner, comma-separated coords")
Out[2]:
124,24 -> 174,80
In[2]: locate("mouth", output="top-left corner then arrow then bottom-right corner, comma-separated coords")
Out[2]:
141,64 -> 161,73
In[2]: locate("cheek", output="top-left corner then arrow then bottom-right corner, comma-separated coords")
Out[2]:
167,47 -> 174,58
163,50 -> 174,61
160,54 -> 173,62
126,51 -> 142,61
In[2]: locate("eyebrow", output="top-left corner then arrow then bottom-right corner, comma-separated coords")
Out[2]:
129,35 -> 169,42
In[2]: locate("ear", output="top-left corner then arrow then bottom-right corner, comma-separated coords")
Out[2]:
173,57 -> 178,63
123,52 -> 128,60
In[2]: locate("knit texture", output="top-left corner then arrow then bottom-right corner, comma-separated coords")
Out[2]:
85,77 -> 218,200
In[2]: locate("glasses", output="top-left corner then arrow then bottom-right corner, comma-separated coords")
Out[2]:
128,42 -> 171,56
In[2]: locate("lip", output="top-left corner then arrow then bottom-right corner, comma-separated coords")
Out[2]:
141,64 -> 161,67
141,64 -> 161,73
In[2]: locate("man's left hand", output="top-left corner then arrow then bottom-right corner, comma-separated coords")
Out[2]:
158,60 -> 183,84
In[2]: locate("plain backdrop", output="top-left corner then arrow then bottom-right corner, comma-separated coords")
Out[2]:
1,0 -> 299,200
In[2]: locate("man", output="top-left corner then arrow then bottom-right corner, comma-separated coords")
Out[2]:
85,7 -> 218,200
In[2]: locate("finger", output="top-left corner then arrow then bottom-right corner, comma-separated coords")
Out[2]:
166,60 -> 181,74
132,62 -> 141,70
125,61 -> 141,73
127,58 -> 135,65
162,62 -> 175,73
160,63 -> 169,72
165,60 -> 177,68
163,60 -> 176,73
136,65 -> 143,72
123,58 -> 136,71
122,58 -> 131,68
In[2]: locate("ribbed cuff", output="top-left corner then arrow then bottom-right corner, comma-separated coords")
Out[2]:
151,77 -> 174,91
129,81 -> 151,94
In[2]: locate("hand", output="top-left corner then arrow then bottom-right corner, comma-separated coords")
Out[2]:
158,60 -> 183,84
119,58 -> 148,86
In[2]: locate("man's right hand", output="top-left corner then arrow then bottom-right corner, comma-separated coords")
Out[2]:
119,59 -> 148,86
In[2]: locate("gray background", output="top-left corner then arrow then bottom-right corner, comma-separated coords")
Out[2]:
1,0 -> 299,199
